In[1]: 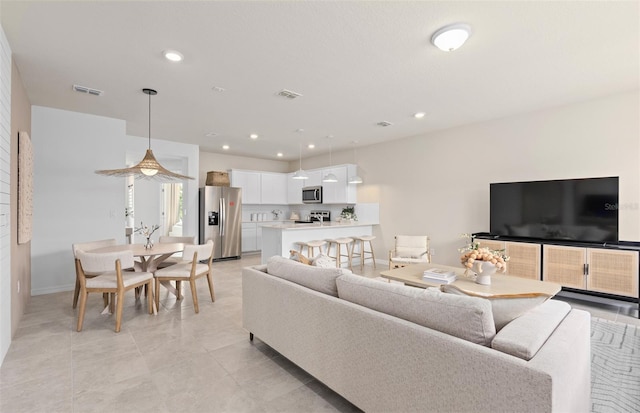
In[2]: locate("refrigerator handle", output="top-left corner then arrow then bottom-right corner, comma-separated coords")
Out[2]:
220,198 -> 226,236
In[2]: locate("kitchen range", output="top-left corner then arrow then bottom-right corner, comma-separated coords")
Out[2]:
294,210 -> 330,224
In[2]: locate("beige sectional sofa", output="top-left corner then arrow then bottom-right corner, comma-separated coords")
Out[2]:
242,256 -> 591,413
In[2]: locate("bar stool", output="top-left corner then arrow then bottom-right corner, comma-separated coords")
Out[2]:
326,237 -> 354,269
351,235 -> 377,271
294,240 -> 327,258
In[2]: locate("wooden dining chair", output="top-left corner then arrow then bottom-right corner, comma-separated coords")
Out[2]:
75,249 -> 154,332
155,235 -> 197,269
71,239 -> 117,309
153,240 -> 215,313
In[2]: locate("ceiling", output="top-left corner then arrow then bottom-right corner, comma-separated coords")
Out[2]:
1,1 -> 638,161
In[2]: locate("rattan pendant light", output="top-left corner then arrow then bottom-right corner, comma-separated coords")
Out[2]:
95,88 -> 194,182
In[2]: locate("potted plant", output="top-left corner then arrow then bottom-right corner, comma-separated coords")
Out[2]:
340,206 -> 357,222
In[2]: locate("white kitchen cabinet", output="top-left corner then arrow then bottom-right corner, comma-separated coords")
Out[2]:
230,170 -> 261,204
304,170 -> 323,188
321,165 -> 357,204
242,222 -> 258,252
287,172 -> 303,204
261,172 -> 288,204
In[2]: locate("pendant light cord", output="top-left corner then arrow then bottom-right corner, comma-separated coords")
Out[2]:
148,91 -> 152,150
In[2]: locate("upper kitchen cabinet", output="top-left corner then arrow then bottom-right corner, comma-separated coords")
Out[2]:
261,172 -> 288,204
304,170 -> 323,188
230,170 -> 261,204
322,165 -> 357,204
287,172 -> 303,204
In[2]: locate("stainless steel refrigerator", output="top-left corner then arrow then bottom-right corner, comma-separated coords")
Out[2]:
199,186 -> 242,260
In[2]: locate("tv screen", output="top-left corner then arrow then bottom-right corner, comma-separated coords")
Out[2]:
490,177 -> 619,243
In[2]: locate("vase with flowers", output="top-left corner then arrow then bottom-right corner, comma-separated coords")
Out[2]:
135,222 -> 160,250
458,233 -> 509,285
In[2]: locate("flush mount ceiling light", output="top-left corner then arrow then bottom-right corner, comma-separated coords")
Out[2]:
163,49 -> 184,62
431,23 -> 471,52
95,89 -> 194,182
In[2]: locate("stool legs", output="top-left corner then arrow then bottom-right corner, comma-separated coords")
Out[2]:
352,238 -> 377,271
328,240 -> 352,270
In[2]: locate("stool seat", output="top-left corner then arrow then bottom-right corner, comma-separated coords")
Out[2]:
326,238 -> 354,270
295,240 -> 327,257
351,235 -> 377,271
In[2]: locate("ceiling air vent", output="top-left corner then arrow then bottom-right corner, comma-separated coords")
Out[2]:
276,89 -> 302,99
73,84 -> 104,96
377,121 -> 393,127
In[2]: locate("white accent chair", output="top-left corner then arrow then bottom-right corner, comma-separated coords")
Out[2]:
71,238 -> 117,309
153,240 -> 215,313
75,249 -> 154,332
388,235 -> 431,270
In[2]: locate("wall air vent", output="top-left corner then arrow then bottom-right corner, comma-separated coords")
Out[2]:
276,89 -> 302,99
73,84 -> 104,96
377,121 -> 393,127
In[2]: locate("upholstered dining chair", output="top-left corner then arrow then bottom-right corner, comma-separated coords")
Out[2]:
71,239 -> 117,309
75,249 -> 154,332
156,235 -> 197,269
388,235 -> 431,270
153,240 -> 215,313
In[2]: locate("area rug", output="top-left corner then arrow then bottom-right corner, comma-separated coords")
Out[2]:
591,317 -> 640,413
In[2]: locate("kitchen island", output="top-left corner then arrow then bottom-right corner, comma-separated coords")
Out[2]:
260,221 -> 376,264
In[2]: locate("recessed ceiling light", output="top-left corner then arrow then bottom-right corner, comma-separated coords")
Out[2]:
277,152 -> 284,157
308,144 -> 315,149
414,112 -> 426,119
163,49 -> 184,62
250,134 -> 258,140
431,24 -> 471,52
222,145 -> 230,150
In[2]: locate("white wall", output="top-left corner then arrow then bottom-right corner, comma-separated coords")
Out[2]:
300,91 -> 640,266
31,107 -> 199,295
0,25 -> 11,364
31,107 -> 126,295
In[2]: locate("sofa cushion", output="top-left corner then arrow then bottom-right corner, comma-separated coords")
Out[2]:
336,273 -> 496,346
441,284 -> 550,331
267,255 -> 350,296
491,299 -> 571,360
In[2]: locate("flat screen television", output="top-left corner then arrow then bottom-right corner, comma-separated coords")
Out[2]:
490,177 -> 619,243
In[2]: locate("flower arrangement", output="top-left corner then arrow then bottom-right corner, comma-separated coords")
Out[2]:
135,222 -> 160,238
458,233 -> 509,275
135,222 -> 160,249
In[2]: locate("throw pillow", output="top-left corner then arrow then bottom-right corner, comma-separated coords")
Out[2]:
311,253 -> 336,268
289,250 -> 311,265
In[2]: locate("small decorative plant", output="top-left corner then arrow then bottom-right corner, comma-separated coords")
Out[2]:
458,233 -> 509,275
340,206 -> 357,221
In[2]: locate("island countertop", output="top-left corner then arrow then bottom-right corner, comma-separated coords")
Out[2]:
259,221 -> 376,230
260,221 -> 377,265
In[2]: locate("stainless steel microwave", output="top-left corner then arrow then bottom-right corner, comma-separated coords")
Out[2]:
302,186 -> 323,204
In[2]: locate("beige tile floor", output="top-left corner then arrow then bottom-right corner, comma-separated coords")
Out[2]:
1,255 -> 638,412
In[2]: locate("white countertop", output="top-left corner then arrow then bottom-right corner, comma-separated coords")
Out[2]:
260,221 -> 376,230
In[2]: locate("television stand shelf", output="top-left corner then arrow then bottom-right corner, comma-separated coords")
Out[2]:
473,233 -> 640,318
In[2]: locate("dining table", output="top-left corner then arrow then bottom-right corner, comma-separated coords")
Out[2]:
88,242 -> 186,314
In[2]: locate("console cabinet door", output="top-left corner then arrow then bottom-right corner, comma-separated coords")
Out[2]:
505,242 -> 541,280
587,248 -> 639,298
542,245 -> 587,289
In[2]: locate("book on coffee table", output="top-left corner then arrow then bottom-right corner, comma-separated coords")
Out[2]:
422,268 -> 456,284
